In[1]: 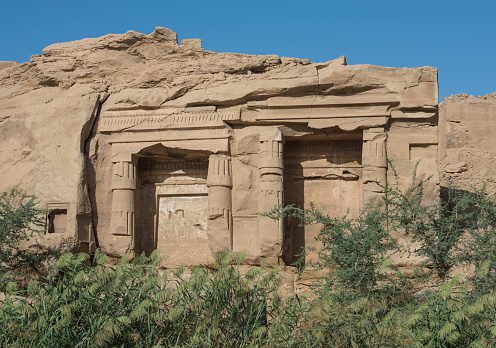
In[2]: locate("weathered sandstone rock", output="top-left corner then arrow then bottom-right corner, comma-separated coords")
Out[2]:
0,27 -> 439,266
439,93 -> 496,195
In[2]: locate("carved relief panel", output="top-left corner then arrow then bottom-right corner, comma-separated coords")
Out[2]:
137,157 -> 213,265
157,195 -> 208,241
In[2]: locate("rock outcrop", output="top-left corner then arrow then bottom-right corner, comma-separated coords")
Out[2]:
0,27 -> 439,266
439,93 -> 496,195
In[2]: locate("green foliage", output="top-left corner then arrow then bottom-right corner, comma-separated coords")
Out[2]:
264,203 -> 398,296
385,165 -> 496,279
1,170 -> 496,347
0,249 -> 282,347
268,161 -> 496,284
456,184 -> 496,294
0,189 -> 59,274
403,275 -> 496,347
2,250 -> 496,347
260,164 -> 496,346
385,165 -> 461,278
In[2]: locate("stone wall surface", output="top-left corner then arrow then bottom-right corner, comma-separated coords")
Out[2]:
439,93 -> 496,195
0,27 -> 440,266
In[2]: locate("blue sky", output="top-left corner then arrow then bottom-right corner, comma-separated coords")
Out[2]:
1,0 -> 494,101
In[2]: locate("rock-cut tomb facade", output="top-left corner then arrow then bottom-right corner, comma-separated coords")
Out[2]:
0,27 -> 440,266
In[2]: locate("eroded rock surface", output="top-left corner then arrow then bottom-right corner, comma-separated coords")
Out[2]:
439,93 -> 496,195
0,27 -> 439,266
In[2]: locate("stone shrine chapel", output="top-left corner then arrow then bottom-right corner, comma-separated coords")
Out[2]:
0,28 -> 439,266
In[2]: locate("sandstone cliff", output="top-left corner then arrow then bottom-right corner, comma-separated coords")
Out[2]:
0,27 -> 439,264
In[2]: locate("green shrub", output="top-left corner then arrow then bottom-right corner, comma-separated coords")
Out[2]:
404,273 -> 496,347
264,203 -> 399,297
385,167 -> 495,280
0,249 -> 283,347
2,251 -> 496,347
2,171 -> 496,347
268,162 -> 496,283
261,165 -> 496,346
0,189 -> 59,275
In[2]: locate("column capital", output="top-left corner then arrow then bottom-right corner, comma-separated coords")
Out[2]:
259,129 -> 284,143
363,128 -> 387,169
259,132 -> 284,176
111,161 -> 137,191
207,155 -> 233,188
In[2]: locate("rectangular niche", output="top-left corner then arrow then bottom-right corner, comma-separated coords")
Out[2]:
410,144 -> 438,161
46,202 -> 69,234
283,140 -> 363,264
137,156 -> 212,265
156,194 -> 212,266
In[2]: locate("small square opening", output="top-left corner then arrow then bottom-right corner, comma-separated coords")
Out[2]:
47,209 -> 67,234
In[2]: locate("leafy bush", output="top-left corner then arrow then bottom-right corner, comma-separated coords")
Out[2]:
0,189 -> 59,274
385,167 -> 496,280
1,175 -> 496,347
403,269 -> 496,347
260,166 -> 496,346
268,163 -> 496,284
2,251 -> 496,347
264,203 -> 399,297
0,250 -> 282,347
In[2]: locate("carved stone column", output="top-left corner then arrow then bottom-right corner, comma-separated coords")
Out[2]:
258,131 -> 284,261
362,128 -> 387,206
110,160 -> 137,242
207,155 -> 233,253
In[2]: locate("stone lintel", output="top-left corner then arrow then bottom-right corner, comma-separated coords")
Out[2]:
308,117 -> 389,131
46,201 -> 70,210
156,184 -> 208,195
100,107 -> 240,133
110,139 -> 229,164
264,94 -> 399,108
391,110 -> 437,119
251,104 -> 391,121
108,127 -> 231,144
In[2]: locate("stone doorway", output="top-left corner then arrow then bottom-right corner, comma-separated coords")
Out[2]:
136,157 -> 213,265
283,138 -> 363,265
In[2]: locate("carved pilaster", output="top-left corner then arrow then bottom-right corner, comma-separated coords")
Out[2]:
258,131 -> 284,260
362,128 -> 387,206
110,161 -> 137,239
207,155 -> 233,252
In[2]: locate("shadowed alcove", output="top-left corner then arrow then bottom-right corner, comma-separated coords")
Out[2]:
282,133 -> 363,265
